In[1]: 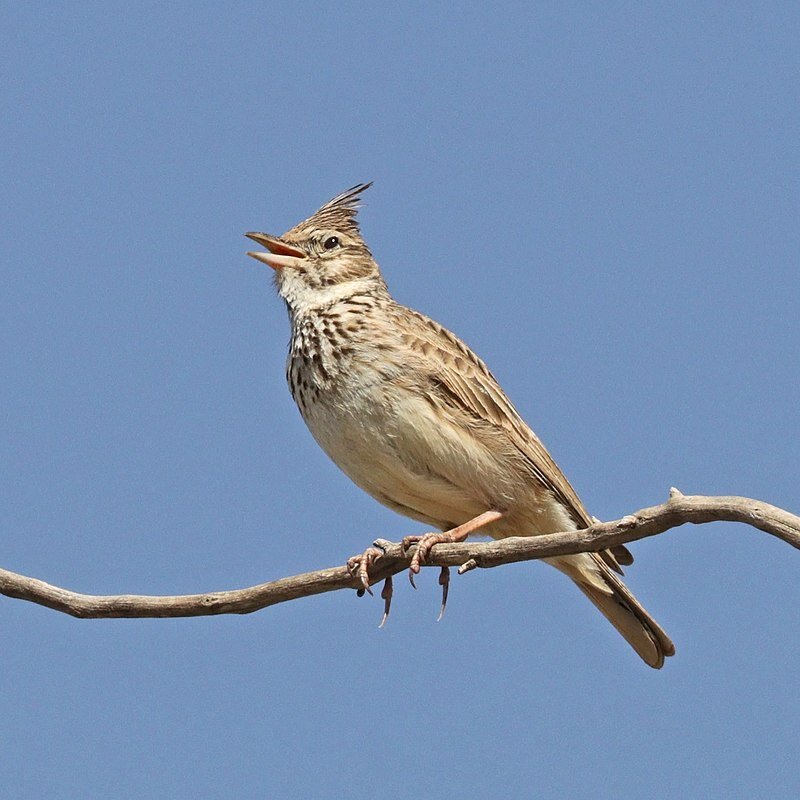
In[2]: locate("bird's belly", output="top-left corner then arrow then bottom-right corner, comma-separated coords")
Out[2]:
297,385 -> 567,537
300,392 -> 480,529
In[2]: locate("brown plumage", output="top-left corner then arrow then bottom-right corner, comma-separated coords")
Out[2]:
246,184 -> 674,668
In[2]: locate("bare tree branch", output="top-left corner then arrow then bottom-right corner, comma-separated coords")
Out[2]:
1,491 -> 798,619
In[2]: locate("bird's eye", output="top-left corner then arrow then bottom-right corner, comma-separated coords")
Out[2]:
323,236 -> 340,250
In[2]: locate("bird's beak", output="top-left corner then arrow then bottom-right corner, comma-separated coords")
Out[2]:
245,232 -> 307,271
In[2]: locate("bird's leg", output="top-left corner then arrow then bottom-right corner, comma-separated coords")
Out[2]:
403,510 -> 504,603
348,510 -> 502,623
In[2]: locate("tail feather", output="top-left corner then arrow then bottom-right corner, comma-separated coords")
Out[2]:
548,552 -> 675,669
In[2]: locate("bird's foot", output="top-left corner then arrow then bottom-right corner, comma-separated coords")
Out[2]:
347,543 -> 394,626
402,510 -> 504,578
347,545 -> 384,596
403,530 -> 462,578
401,530 -> 462,621
401,511 -> 504,617
349,511 -> 503,625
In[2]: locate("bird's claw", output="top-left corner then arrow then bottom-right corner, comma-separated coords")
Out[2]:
348,543 -> 395,626
402,533 -> 453,619
403,530 -> 454,574
350,530 -> 461,624
437,566 -> 450,621
378,575 -> 393,628
347,545 -> 385,596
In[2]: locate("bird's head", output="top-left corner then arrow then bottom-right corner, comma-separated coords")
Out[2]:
246,183 -> 385,313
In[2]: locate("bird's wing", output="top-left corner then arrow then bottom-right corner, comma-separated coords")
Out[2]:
395,307 -> 593,526
392,307 -> 633,572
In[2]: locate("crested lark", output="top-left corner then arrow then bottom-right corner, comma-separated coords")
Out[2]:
246,184 -> 674,668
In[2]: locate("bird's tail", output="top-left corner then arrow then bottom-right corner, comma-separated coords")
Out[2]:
547,552 -> 675,669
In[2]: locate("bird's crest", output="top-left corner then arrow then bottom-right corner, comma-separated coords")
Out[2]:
288,182 -> 373,240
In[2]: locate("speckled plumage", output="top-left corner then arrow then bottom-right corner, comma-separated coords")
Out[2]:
246,184 -> 674,668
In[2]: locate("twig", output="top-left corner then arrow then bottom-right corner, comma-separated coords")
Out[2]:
0,492 -> 797,619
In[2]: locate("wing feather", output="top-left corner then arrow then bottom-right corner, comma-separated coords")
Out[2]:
398,309 -> 591,524
393,307 -> 632,571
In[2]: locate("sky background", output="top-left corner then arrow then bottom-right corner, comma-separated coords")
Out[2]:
1,2 -> 799,798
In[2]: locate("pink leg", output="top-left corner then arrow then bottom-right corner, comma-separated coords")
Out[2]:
403,509 -> 503,575
348,509 -> 503,625
403,510 -> 503,617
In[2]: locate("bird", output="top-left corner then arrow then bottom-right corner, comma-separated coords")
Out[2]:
246,183 -> 675,668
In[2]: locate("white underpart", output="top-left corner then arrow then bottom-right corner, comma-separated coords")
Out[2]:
278,271 -> 380,315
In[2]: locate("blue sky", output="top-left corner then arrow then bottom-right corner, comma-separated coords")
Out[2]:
1,2 -> 799,797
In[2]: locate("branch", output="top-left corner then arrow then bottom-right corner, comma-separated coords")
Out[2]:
1,491 -> 798,619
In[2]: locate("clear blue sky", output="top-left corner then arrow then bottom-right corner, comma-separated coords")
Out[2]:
2,2 -> 799,797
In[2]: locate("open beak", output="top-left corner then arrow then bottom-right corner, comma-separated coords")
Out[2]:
245,232 -> 307,271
